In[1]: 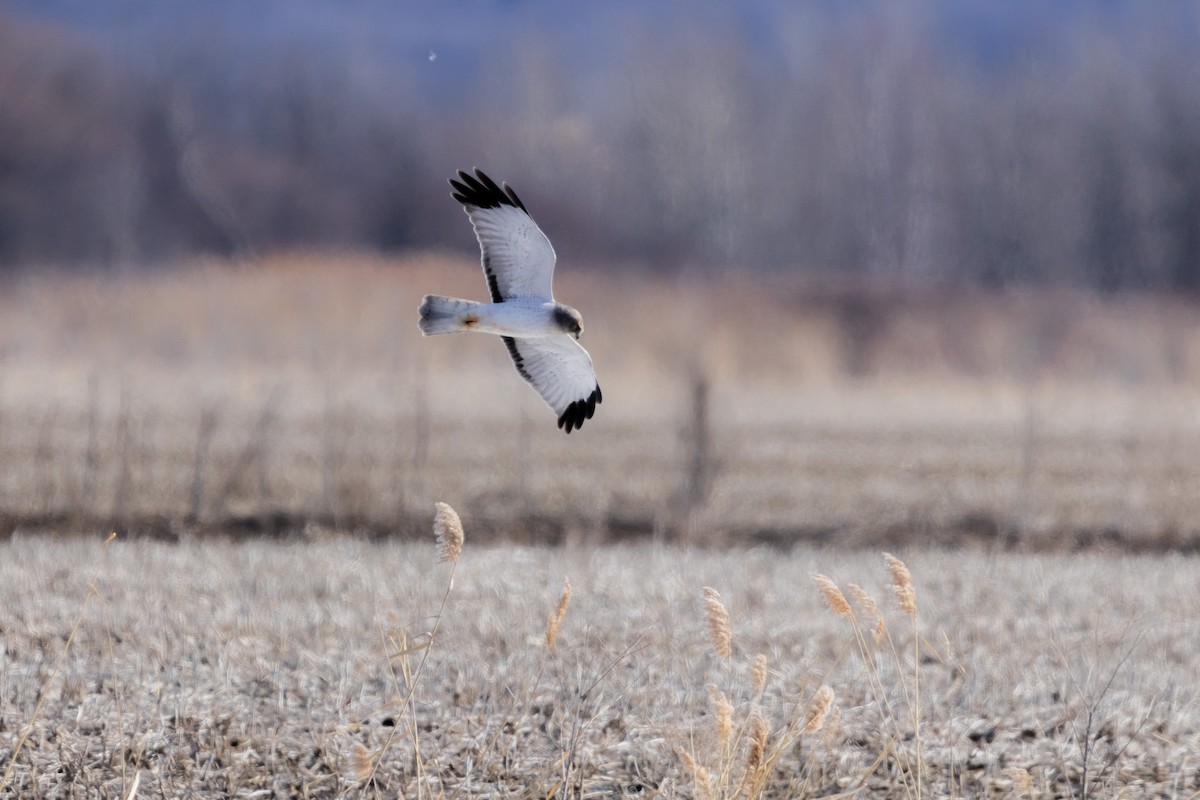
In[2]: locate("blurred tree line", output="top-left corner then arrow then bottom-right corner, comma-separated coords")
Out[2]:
1,1 -> 1199,291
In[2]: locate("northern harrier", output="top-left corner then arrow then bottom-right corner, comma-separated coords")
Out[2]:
418,169 -> 602,433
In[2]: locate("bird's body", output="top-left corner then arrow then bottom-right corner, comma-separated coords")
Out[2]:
417,168 -> 602,433
418,296 -> 581,339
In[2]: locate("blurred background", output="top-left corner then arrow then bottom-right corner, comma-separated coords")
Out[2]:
1,0 -> 1199,549
4,0 -> 1200,286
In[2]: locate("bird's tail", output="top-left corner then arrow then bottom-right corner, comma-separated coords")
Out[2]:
417,295 -> 485,335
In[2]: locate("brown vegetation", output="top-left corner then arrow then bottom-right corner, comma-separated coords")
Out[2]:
0,530 -> 1195,796
0,256 -> 1197,796
0,255 -> 1198,550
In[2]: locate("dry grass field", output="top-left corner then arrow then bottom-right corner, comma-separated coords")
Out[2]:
0,254 -> 1199,549
1,255 -> 1200,797
1,532 -> 1197,798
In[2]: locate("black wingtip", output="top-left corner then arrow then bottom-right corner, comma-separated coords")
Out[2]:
556,385 -> 602,434
448,168 -> 527,212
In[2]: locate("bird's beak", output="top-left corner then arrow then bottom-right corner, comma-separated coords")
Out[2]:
574,332 -> 581,341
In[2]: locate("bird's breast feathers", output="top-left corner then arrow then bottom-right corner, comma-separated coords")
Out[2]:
471,300 -> 572,338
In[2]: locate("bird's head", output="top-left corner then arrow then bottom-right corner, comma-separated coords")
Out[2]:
553,304 -> 585,340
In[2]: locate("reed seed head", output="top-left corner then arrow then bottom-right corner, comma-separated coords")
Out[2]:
802,686 -> 835,733
822,704 -> 842,746
702,587 -> 732,660
676,749 -> 714,800
709,684 -> 734,751
847,582 -> 886,643
350,742 -> 373,783
433,502 -> 464,563
545,577 -> 572,651
883,552 -> 917,615
812,574 -> 852,617
743,713 -> 769,789
751,653 -> 768,695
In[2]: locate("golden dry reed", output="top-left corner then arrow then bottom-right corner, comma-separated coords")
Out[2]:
742,713 -> 769,792
350,742 -> 373,783
847,582 -> 885,643
702,587 -> 732,660
709,684 -> 734,752
883,553 -> 917,615
122,771 -> 140,800
751,653 -> 768,695
812,574 -> 852,617
677,750 -> 714,800
433,502 -> 464,564
821,705 -> 842,747
545,577 -> 572,651
802,686 -> 835,734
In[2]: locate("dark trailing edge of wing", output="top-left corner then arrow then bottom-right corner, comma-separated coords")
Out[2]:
449,168 -> 527,212
502,336 -> 535,383
502,336 -> 602,434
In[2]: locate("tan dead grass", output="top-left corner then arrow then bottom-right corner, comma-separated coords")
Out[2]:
0,535 -> 1196,797
1,255 -> 1199,794
1,254 -> 1199,548
544,577 -> 571,652
703,587 -> 733,661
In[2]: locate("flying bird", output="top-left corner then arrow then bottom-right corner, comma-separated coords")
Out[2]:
418,169 -> 602,433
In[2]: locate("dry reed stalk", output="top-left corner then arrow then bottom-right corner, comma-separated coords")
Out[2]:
702,587 -> 732,660
883,551 -> 922,796
677,750 -> 714,800
883,553 -> 917,615
742,713 -> 769,794
802,686 -> 835,734
433,502 -> 464,563
123,771 -> 141,800
812,574 -> 852,617
546,577 -> 572,651
751,653 -> 768,696
369,503 -> 464,785
709,684 -> 734,753
847,582 -> 886,644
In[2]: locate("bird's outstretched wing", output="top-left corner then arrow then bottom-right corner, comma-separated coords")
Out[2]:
449,168 -> 557,303
501,335 -> 602,433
